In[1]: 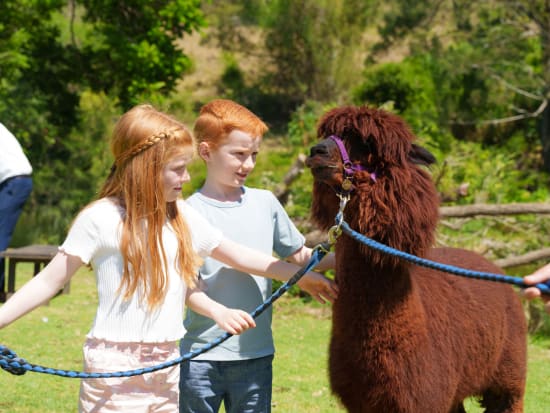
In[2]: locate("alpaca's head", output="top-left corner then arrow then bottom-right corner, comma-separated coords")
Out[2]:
306,105 -> 440,260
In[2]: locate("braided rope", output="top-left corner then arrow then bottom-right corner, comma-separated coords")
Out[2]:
0,245 -> 329,378
339,219 -> 550,294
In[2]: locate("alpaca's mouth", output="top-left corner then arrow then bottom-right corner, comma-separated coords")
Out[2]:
305,156 -> 339,171
307,165 -> 343,188
310,164 -> 338,171
306,162 -> 340,180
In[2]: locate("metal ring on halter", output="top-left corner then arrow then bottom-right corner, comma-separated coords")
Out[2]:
326,193 -> 349,244
337,193 -> 350,212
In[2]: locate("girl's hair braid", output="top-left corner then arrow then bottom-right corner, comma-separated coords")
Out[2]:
115,132 -> 170,167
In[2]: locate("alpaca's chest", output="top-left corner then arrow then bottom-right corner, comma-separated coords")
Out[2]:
328,298 -> 455,411
330,289 -> 431,354
328,270 -> 449,377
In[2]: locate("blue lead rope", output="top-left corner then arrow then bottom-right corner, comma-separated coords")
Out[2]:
0,244 -> 330,378
339,220 -> 550,294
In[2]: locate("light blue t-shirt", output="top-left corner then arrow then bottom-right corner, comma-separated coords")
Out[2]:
180,187 -> 305,361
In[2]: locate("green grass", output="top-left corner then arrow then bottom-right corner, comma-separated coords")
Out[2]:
1,265 -> 550,412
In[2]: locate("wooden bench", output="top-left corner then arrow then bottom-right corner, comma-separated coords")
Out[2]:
0,244 -> 70,302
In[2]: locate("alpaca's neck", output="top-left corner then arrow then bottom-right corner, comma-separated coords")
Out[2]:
335,236 -> 417,308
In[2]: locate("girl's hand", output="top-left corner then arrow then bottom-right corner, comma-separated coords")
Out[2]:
297,271 -> 338,304
212,308 -> 256,335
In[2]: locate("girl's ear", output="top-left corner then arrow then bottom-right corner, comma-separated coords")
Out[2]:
198,142 -> 211,161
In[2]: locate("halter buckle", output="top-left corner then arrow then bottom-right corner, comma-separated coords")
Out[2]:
342,178 -> 353,191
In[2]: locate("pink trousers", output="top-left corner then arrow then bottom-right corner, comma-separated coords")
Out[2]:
79,338 -> 180,413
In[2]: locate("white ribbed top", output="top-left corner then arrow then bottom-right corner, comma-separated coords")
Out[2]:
60,198 -> 222,342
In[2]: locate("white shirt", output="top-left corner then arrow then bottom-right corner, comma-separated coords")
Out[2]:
60,198 -> 222,342
0,122 -> 32,183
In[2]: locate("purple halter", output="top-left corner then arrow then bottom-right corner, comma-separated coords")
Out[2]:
328,135 -> 376,191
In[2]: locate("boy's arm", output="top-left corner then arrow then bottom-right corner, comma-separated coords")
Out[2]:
210,237 -> 338,304
185,287 -> 256,334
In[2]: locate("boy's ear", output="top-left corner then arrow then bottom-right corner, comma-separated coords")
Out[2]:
198,142 -> 211,161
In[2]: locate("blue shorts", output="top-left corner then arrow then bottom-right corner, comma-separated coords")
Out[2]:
179,355 -> 273,413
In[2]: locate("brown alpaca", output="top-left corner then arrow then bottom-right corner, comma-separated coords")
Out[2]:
306,106 -> 527,413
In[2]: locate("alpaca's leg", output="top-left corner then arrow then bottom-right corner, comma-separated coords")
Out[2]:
479,355 -> 525,413
480,299 -> 526,413
479,388 -> 524,413
448,402 -> 466,413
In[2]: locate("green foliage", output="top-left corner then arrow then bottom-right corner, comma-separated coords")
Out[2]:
377,1 -> 430,45
219,53 -> 246,96
79,0 -> 206,109
262,0 -> 371,104
287,100 -> 336,147
13,91 -> 119,245
353,54 -> 453,154
373,0 -> 550,168
0,0 -> 79,138
206,0 -> 375,123
1,1 -> 206,245
434,139 -> 550,205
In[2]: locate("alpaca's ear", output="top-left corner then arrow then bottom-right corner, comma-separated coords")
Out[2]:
408,144 -> 436,166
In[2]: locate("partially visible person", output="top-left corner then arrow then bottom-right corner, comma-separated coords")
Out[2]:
524,264 -> 550,313
0,122 -> 33,302
0,104 -> 333,412
180,99 -> 337,413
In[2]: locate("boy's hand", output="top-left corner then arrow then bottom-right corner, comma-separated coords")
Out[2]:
213,308 -> 256,335
297,271 -> 339,304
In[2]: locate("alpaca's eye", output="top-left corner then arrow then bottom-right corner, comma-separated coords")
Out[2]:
364,139 -> 374,154
351,137 -> 375,158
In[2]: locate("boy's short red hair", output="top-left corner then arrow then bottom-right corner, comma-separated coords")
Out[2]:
194,99 -> 268,149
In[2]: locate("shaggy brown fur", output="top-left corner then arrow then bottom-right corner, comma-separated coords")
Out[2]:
306,106 -> 527,413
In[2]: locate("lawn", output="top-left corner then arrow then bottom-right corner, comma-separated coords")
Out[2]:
1,264 -> 549,412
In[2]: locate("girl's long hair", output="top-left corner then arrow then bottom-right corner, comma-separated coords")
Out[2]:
99,104 -> 202,310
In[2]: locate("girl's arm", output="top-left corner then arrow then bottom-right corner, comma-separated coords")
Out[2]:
0,251 -> 83,329
287,246 -> 336,272
185,287 -> 256,335
210,237 -> 338,304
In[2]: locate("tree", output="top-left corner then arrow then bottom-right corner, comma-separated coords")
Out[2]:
205,0 -> 375,122
263,0 -> 372,104
0,0 -> 77,140
0,0 -> 206,243
370,0 -> 550,170
79,0 -> 205,109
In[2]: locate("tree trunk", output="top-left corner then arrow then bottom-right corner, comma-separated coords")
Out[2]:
540,1 -> 550,171
541,103 -> 550,172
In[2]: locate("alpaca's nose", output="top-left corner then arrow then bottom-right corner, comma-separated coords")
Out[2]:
309,142 -> 329,157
